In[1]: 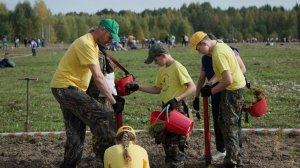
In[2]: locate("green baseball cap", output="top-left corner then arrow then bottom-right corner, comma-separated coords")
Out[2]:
144,43 -> 169,64
99,19 -> 120,42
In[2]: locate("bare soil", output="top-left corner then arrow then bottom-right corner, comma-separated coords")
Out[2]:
0,131 -> 299,168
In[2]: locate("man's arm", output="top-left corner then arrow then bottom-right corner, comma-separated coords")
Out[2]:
211,70 -> 232,94
88,64 -> 116,104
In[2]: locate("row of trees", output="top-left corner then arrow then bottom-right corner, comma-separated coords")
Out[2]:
0,1 -> 299,43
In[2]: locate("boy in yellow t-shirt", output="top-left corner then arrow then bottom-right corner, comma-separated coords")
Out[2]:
126,43 -> 196,168
190,31 -> 246,168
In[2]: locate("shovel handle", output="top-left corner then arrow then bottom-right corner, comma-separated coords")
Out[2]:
116,112 -> 123,130
203,96 -> 212,164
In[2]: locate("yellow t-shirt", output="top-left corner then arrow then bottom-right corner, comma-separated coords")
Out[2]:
104,143 -> 150,168
212,42 -> 245,90
155,60 -> 193,103
50,33 -> 99,91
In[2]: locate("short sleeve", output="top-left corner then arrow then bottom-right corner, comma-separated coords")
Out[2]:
213,52 -> 230,74
76,42 -> 99,65
176,65 -> 192,85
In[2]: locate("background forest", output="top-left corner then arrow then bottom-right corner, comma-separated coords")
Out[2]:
0,1 -> 300,44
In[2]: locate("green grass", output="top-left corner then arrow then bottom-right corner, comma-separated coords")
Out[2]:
0,43 -> 299,132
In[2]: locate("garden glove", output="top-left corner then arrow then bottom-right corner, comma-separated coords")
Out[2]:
113,94 -> 125,104
125,83 -> 139,93
193,97 -> 200,111
112,103 -> 123,114
201,85 -> 212,97
112,95 -> 125,114
163,98 -> 178,110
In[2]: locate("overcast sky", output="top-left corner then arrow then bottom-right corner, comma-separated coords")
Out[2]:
2,0 -> 300,14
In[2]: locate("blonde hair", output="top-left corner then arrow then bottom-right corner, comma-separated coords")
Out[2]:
116,131 -> 136,166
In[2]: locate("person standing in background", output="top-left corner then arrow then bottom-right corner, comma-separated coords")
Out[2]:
31,39 -> 37,56
2,36 -> 8,51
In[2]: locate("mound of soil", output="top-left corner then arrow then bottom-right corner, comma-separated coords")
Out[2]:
0,131 -> 299,168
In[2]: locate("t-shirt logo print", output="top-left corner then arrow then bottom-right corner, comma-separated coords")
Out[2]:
161,74 -> 170,92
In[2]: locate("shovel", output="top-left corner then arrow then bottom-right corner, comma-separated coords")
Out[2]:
18,77 -> 38,132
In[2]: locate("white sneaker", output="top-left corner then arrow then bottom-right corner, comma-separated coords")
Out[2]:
212,151 -> 226,161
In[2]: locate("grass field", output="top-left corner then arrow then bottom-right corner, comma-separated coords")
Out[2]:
0,43 -> 300,133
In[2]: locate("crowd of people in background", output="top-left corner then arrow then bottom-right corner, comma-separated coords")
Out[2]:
2,33 -> 295,53
1,35 -> 47,57
1,35 -> 46,51
106,33 -> 190,52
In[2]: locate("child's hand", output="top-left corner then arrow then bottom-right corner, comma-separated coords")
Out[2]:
125,83 -> 139,92
201,85 -> 212,97
163,98 -> 178,110
193,97 -> 200,111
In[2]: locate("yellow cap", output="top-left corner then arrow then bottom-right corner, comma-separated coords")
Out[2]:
116,126 -> 136,137
190,31 -> 207,51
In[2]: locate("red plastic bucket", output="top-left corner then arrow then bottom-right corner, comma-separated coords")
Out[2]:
248,97 -> 268,117
150,111 -> 166,125
115,74 -> 135,96
165,110 -> 194,137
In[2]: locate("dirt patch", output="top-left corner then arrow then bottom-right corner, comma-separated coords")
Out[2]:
0,131 -> 299,168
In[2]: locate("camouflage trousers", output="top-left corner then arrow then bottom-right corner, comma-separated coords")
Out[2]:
218,88 -> 246,167
92,97 -> 116,163
51,87 -> 116,168
160,99 -> 191,168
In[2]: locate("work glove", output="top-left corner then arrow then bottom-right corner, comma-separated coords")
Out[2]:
112,95 -> 125,114
113,95 -> 125,104
125,83 -> 139,92
163,98 -> 178,110
201,85 -> 212,97
193,97 -> 200,111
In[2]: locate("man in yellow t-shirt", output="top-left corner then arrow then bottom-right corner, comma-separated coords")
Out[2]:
125,43 -> 196,168
51,19 -> 124,168
104,126 -> 150,168
191,31 -> 246,168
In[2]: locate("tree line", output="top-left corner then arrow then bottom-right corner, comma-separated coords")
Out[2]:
0,1 -> 299,44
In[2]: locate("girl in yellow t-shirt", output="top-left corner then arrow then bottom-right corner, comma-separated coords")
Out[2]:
104,126 -> 150,168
